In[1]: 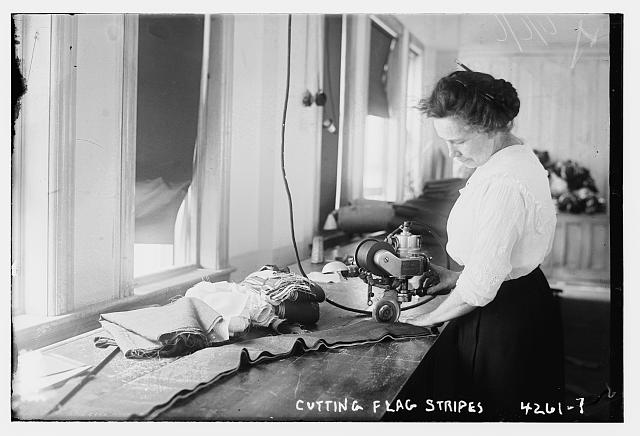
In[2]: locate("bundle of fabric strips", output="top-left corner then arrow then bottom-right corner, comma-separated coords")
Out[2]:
95,265 -> 325,358
533,150 -> 606,214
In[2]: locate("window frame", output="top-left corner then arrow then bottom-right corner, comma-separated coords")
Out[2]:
340,14 -> 418,205
12,14 -> 235,350
402,36 -> 426,201
12,14 -> 26,316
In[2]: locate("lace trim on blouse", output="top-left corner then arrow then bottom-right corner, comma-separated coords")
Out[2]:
450,171 -> 555,307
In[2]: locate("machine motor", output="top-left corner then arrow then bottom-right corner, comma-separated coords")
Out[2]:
345,221 -> 440,323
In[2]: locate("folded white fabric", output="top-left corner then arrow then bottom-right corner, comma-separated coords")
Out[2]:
98,296 -> 225,358
307,271 -> 343,284
185,281 -> 278,340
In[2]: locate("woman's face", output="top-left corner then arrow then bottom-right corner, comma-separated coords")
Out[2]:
433,117 -> 497,168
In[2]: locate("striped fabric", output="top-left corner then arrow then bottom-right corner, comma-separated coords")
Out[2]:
240,269 -> 314,306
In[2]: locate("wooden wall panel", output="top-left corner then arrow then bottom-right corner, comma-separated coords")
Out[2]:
546,57 -> 573,158
541,213 -> 609,284
549,219 -> 566,267
565,223 -> 583,270
590,223 -> 609,271
512,58 -> 539,149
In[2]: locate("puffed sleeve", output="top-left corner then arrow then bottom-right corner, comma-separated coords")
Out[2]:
453,178 -> 525,307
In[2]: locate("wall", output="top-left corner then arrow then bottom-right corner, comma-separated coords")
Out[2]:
227,15 -> 324,280
459,51 -> 610,195
457,13 -> 610,194
396,14 -> 460,51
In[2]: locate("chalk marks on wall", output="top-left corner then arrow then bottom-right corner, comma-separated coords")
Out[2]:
570,19 -> 608,69
493,14 -> 608,68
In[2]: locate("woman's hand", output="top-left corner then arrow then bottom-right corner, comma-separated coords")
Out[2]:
401,265 -> 465,327
418,263 -> 461,296
399,313 -> 443,328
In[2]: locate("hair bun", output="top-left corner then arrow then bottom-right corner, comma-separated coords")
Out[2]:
418,70 -> 521,133
491,78 -> 520,120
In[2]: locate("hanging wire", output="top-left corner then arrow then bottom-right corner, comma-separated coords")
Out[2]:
280,14 -> 307,280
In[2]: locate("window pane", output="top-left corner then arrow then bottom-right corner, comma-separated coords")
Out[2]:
363,21 -> 397,201
363,115 -> 390,200
134,15 -> 204,277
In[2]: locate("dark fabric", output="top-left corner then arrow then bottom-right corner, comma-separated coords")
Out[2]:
427,267 -> 565,421
333,178 -> 466,269
392,178 -> 467,240
335,200 -> 395,234
334,178 -> 466,240
278,300 -> 320,325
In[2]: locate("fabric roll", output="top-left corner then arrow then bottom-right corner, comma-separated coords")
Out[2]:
276,300 -> 320,325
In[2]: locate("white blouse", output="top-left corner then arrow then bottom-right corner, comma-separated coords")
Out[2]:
446,144 -> 557,307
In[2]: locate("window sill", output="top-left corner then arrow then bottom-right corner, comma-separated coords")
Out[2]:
13,267 -> 234,351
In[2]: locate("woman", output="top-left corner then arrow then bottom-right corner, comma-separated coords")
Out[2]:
403,70 -> 564,420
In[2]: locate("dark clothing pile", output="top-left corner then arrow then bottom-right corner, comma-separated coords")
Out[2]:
534,150 -> 606,214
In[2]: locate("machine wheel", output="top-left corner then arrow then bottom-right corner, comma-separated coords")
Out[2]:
372,297 -> 401,323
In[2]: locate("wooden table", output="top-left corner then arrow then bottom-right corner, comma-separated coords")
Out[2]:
13,241 -> 446,421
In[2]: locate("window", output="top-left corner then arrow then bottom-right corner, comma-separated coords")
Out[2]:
133,15 -> 204,277
338,15 -> 424,204
12,14 -> 234,349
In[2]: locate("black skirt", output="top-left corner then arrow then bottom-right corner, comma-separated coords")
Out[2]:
390,267 -> 565,421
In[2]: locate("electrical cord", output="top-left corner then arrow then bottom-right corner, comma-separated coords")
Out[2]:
280,14 -> 307,281
279,16 -> 446,317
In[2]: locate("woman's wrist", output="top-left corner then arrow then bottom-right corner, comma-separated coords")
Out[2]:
413,312 -> 437,327
423,313 -> 439,326
450,271 -> 461,289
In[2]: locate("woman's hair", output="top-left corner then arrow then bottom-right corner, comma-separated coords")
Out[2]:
417,70 -> 520,133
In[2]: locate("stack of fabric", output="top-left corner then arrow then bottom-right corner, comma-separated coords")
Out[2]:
96,266 -> 326,359
533,150 -> 606,214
